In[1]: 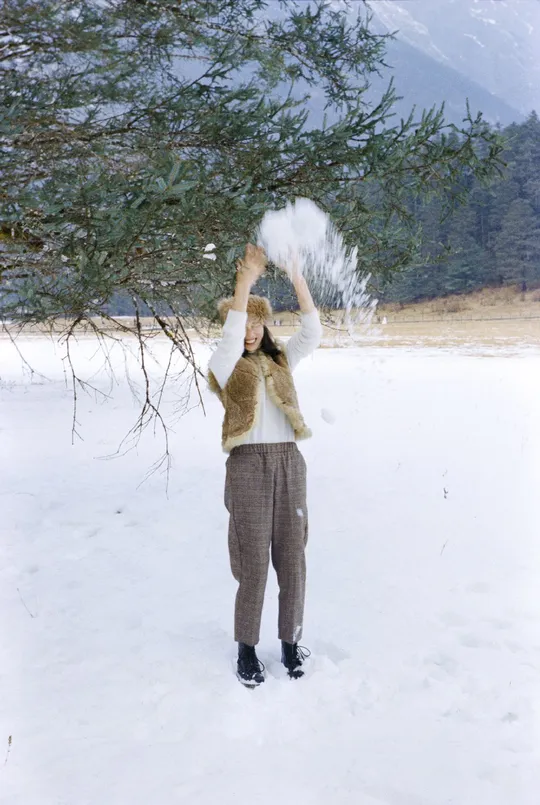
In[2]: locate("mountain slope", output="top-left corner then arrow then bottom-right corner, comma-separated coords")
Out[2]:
368,0 -> 540,117
366,33 -> 524,127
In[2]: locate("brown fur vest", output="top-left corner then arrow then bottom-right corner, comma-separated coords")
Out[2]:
208,347 -> 311,453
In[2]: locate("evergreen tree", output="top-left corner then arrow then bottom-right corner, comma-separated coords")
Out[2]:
493,198 -> 540,289
380,113 -> 540,302
1,0 -> 503,341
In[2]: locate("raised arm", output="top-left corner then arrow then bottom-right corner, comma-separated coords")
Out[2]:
208,245 -> 266,389
292,274 -> 316,314
285,274 -> 322,371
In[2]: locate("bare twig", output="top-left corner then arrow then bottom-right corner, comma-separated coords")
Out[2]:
4,735 -> 12,767
64,333 -> 82,444
154,344 -> 175,417
6,307 -> 204,490
17,588 -> 36,619
149,307 -> 206,416
59,318 -> 112,444
1,322 -> 50,382
96,299 -> 173,491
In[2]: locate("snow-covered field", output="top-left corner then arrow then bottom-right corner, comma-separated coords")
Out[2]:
1,334 -> 540,805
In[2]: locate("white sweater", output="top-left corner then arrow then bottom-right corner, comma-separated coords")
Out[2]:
208,309 -> 322,445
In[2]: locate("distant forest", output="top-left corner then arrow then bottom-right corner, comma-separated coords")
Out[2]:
379,112 -> 540,303
105,113 -> 540,315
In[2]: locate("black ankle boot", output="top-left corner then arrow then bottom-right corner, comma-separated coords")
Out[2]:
281,641 -> 311,679
237,643 -> 265,687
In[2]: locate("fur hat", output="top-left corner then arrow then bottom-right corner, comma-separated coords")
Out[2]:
217,294 -> 273,324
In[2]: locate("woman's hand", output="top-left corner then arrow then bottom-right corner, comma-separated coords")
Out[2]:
276,250 -> 315,312
236,243 -> 267,287
232,244 -> 267,313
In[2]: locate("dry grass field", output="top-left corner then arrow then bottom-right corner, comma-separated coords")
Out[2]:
375,285 -> 540,322
2,286 -> 540,349
271,286 -> 540,348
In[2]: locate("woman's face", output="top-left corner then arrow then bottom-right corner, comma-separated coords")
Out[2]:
244,317 -> 264,352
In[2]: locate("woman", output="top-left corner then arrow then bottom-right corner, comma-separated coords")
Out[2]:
208,243 -> 322,686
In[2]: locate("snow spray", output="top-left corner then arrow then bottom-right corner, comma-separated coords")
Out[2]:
256,198 -> 377,331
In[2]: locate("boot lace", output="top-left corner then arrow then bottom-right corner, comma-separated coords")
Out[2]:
290,644 -> 311,668
240,646 -> 265,675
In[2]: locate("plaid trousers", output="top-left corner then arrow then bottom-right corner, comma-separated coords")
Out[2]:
224,442 -> 309,646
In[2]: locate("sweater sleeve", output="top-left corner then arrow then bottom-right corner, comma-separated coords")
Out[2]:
208,309 -> 247,389
285,310 -> 322,372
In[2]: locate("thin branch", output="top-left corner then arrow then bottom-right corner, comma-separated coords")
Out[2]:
4,735 -> 12,767
16,588 -> 36,619
97,299 -> 173,492
59,317 -> 111,443
1,322 -> 50,382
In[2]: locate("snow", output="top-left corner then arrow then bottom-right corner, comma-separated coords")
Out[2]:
2,335 -> 540,804
470,7 -> 496,25
203,243 -> 217,260
257,197 -> 330,276
320,407 -> 336,425
464,34 -> 486,49
257,198 -> 375,323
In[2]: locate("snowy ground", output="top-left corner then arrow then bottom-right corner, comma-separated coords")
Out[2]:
1,334 -> 540,805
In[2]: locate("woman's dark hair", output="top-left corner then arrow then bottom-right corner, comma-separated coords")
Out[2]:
243,325 -> 282,362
